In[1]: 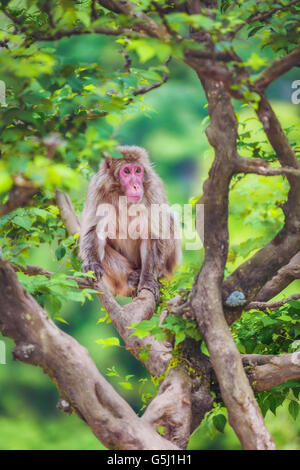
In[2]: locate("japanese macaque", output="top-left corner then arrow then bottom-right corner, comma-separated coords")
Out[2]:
79,145 -> 181,302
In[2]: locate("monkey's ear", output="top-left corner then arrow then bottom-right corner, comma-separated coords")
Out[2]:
105,156 -> 113,171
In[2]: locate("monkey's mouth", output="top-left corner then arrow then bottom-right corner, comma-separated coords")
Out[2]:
127,194 -> 142,203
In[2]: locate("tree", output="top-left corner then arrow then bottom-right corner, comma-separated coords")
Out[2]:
0,0 -> 300,451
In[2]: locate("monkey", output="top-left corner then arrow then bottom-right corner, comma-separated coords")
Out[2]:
79,145 -> 181,302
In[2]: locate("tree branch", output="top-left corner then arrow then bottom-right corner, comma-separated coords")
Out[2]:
97,0 -> 171,40
254,45 -> 300,91
247,0 -> 300,24
141,367 -> 193,449
181,73 -> 276,449
255,252 -> 300,302
243,352 -> 300,392
12,263 -> 94,290
32,26 -> 147,41
185,48 -> 242,63
233,0 -> 300,36
246,294 -> 300,311
133,58 -> 171,96
235,156 -> 300,178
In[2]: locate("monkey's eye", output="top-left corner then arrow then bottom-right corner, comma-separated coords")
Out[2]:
136,167 -> 141,174
124,167 -> 130,174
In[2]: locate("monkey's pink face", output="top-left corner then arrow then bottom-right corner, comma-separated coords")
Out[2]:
119,164 -> 144,202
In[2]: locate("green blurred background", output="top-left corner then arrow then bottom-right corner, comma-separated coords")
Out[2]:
0,33 -> 300,450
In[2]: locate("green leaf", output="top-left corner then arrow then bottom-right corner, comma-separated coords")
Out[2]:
131,329 -> 152,339
175,329 -> 186,345
288,400 -> 299,420
0,171 -> 13,193
278,314 -> 294,322
291,340 -> 300,351
189,14 -> 216,30
96,337 -> 120,347
128,40 -> 155,63
97,313 -> 111,324
63,290 -> 87,302
139,349 -> 150,363
245,53 -> 268,71
119,382 -> 133,390
213,414 -> 227,433
44,295 -> 62,315
201,341 -> 209,356
288,300 -> 300,311
54,316 -> 69,325
55,246 -> 66,260
12,215 -> 33,231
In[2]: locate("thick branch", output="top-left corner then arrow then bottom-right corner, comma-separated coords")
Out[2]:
255,252 -> 300,302
258,95 -> 299,171
185,48 -> 241,63
186,75 -> 275,449
97,0 -> 171,40
254,45 -> 300,91
235,156 -> 300,178
243,352 -> 300,392
0,259 -> 178,450
141,367 -> 193,449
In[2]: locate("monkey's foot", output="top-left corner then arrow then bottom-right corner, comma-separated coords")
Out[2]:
138,278 -> 160,303
82,261 -> 104,281
128,269 -> 141,289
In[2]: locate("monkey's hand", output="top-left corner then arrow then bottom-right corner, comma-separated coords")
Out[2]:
82,261 -> 104,281
138,275 -> 160,303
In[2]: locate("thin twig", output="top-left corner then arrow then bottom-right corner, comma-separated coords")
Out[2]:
246,294 -> 300,311
133,57 -> 171,96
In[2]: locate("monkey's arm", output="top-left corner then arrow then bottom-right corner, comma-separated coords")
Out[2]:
138,239 -> 161,302
79,225 -> 105,279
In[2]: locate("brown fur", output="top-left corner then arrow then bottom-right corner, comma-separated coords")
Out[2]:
79,145 -> 181,301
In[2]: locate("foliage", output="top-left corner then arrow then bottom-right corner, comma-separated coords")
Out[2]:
233,301 -> 300,356
233,301 -> 300,423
